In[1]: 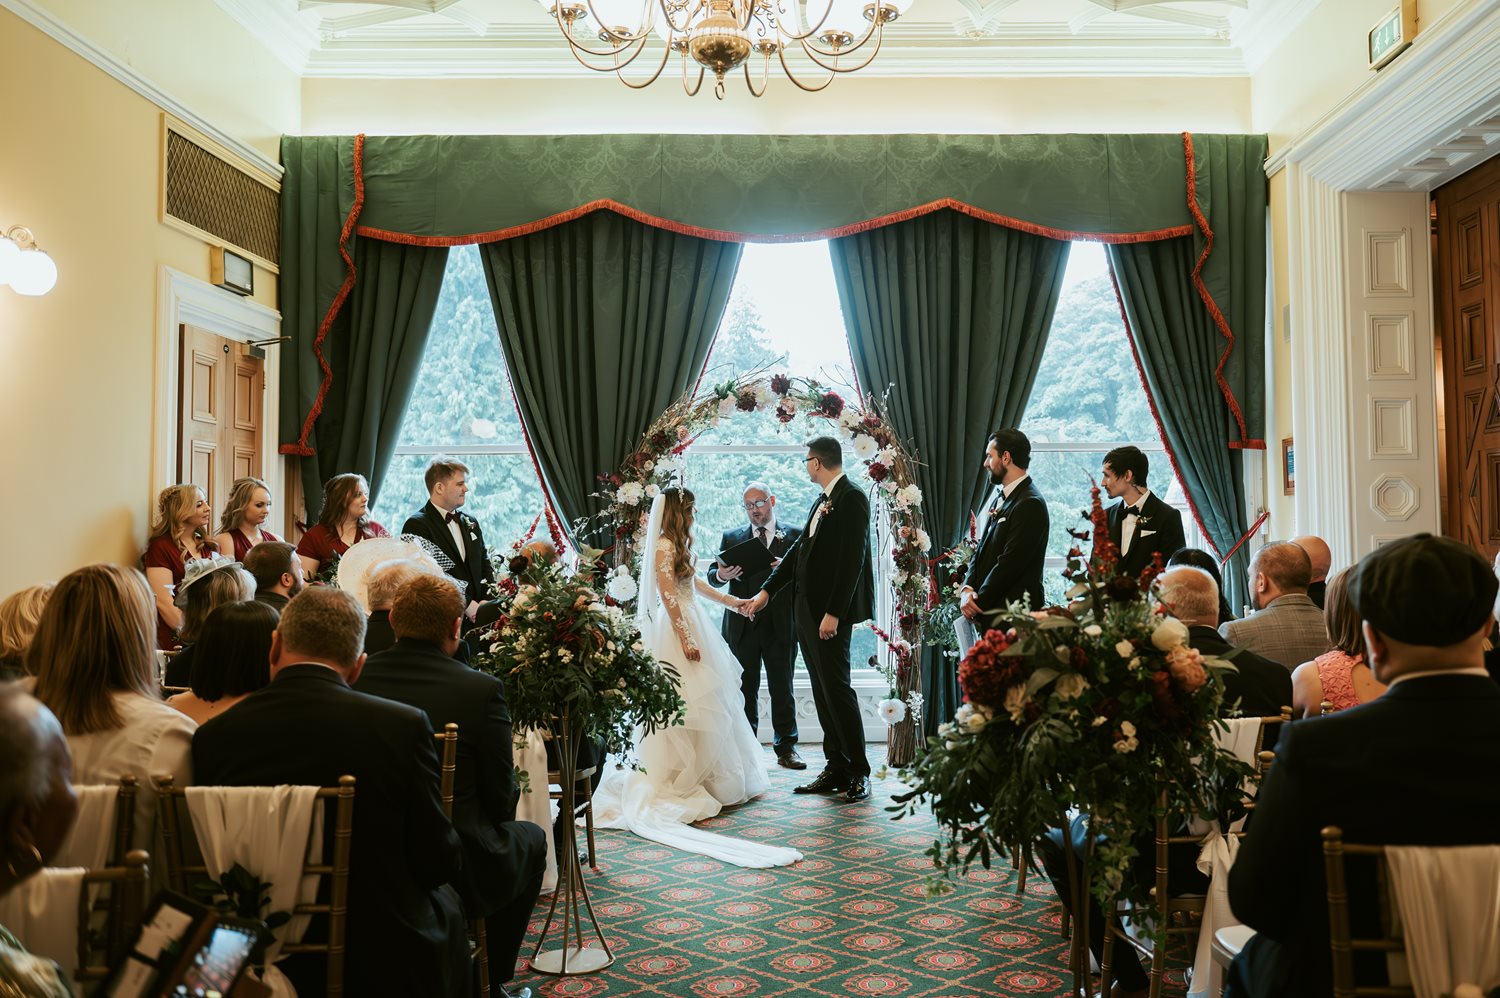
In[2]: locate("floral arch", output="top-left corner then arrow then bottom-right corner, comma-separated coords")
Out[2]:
586,373 -> 936,764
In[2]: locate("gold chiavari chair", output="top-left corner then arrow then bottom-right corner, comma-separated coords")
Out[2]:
1100,708 -> 1290,998
433,723 -> 491,998
154,775 -> 356,998
73,849 -> 150,985
1322,826 -> 1416,998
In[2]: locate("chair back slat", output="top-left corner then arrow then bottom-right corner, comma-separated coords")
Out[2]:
1321,826 -> 1418,998
433,723 -> 458,821
73,849 -> 150,982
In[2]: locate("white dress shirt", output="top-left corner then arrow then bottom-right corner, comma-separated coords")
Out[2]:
809,474 -> 845,536
436,503 -> 466,561
1120,487 -> 1151,556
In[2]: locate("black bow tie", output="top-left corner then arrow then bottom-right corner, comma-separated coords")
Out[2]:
445,511 -> 461,525
1124,504 -> 1143,516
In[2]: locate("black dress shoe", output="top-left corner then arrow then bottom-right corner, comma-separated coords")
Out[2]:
497,986 -> 532,998
842,776 -> 872,803
793,771 -> 846,794
777,750 -> 808,770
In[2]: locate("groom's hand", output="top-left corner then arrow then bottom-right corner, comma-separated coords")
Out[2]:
819,613 -> 839,639
960,587 -> 982,620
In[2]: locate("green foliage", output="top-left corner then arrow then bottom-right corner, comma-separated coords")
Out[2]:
192,863 -> 290,934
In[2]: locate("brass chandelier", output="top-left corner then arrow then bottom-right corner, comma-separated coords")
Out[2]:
535,0 -> 915,98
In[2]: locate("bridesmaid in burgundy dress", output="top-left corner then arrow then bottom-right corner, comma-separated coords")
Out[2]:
295,473 -> 390,579
214,477 -> 280,561
142,484 -> 216,649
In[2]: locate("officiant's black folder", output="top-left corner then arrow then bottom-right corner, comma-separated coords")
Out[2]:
717,536 -> 774,576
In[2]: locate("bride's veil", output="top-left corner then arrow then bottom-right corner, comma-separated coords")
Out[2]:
635,492 -> 667,628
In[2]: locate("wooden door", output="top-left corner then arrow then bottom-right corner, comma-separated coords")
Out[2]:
1436,156 -> 1500,559
177,325 -> 264,515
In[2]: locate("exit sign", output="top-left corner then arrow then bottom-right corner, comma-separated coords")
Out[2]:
1369,0 -> 1416,69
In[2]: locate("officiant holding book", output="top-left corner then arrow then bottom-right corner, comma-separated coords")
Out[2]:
707,481 -> 805,770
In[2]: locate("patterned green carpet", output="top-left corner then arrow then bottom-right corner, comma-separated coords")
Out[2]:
514,746 -> 1190,998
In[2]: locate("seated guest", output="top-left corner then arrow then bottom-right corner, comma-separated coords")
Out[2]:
295,473 -> 390,580
1290,534 -> 1333,609
1226,534 -> 1500,998
193,588 -> 470,997
1219,541 -> 1330,670
142,484 -> 216,649
167,601 -> 276,725
0,687 -> 80,998
0,584 -> 53,680
1290,568 -> 1387,718
402,458 -> 493,623
1101,445 -> 1187,577
1156,566 -> 1293,719
163,556 -> 255,688
364,558 -> 429,656
213,476 -> 280,561
241,540 -> 304,614
1167,547 -> 1234,624
355,575 -> 545,998
28,564 -> 194,853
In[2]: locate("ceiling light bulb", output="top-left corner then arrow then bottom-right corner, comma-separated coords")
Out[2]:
10,249 -> 57,296
0,237 -> 18,287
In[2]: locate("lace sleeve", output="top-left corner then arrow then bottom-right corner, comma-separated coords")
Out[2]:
655,540 -> 697,654
694,575 -> 739,608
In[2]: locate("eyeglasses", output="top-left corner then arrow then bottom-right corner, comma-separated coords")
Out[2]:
743,500 -> 769,510
804,457 -> 817,465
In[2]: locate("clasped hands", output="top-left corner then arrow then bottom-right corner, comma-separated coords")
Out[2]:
738,591 -> 839,639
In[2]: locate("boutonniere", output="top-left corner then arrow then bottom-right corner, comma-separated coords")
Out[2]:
987,505 -> 1003,521
1136,515 -> 1152,529
818,497 -> 835,517
774,529 -> 787,542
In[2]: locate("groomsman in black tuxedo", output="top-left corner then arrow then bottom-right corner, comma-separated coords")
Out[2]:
403,458 -> 494,623
960,428 -> 1049,617
749,437 -> 875,803
1101,445 -> 1186,577
707,481 -> 805,770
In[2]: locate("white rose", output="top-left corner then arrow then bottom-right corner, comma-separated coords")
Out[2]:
1113,736 -> 1139,754
893,571 -> 909,588
1151,617 -> 1190,651
955,703 -> 973,724
1120,720 -> 1137,737
839,408 -> 862,429
1004,684 -> 1028,723
1091,715 -> 1108,727
962,704 -> 992,733
937,721 -> 956,737
915,529 -> 931,553
1083,624 -> 1102,638
876,447 -> 897,465
1054,673 -> 1090,701
877,698 -> 907,724
852,434 -> 879,461
617,482 -> 644,505
1115,640 -> 1135,659
606,572 -> 638,602
881,479 -> 898,494
896,484 -> 924,509
645,483 -> 661,500
642,459 -> 654,471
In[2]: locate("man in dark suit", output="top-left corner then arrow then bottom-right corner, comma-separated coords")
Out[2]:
749,437 -> 875,803
354,575 -> 544,998
1226,534 -> 1500,998
193,587 -> 472,998
1102,445 -> 1186,578
1156,566 -> 1293,719
706,480 -> 805,769
959,428 -> 1049,617
241,540 -> 303,614
403,458 -> 494,622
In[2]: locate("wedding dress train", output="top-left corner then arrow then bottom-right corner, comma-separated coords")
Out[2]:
592,520 -> 802,869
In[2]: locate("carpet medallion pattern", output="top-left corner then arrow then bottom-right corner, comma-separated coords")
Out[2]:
514,749 -> 1190,998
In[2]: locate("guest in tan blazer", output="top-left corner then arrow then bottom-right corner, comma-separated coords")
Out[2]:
1219,541 -> 1331,670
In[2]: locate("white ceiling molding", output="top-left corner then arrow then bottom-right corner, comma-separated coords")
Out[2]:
212,0 -> 321,73
1229,0 -> 1318,73
1,0 -> 283,178
1266,0 -> 1500,192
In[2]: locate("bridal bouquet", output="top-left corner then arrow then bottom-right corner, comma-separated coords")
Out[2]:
471,563 -> 685,747
897,488 -> 1251,909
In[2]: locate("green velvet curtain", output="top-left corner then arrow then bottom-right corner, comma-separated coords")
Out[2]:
830,210 -> 1071,733
1109,237 -> 1251,611
296,237 -> 449,516
477,211 -> 742,546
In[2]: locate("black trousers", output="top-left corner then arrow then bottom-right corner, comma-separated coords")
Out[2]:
794,598 -> 869,779
729,622 -> 798,754
480,821 -> 547,985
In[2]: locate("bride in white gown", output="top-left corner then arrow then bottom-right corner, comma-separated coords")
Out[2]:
593,488 -> 803,869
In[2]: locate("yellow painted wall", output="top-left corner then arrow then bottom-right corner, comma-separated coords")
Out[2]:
302,75 -> 1252,135
0,7 -> 297,598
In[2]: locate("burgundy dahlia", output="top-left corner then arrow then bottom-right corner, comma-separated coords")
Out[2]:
818,392 -> 845,418
770,374 -> 792,395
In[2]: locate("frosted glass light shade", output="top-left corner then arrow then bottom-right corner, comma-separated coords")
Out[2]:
591,0 -> 647,34
10,250 -> 57,296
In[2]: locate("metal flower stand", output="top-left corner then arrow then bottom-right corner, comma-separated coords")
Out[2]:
530,707 -> 614,975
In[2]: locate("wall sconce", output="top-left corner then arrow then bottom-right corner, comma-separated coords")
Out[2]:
0,225 -> 58,296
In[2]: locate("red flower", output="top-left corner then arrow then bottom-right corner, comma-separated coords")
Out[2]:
958,628 -> 1013,709
770,374 -> 792,394
867,462 -> 890,482
776,407 -> 796,424
862,414 -> 882,430
650,429 -> 673,450
818,392 -> 845,418
737,391 -> 759,412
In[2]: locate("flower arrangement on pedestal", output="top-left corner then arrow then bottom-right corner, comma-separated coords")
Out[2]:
896,488 -> 1251,988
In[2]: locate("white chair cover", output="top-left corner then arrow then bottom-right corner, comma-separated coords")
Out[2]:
50,785 -> 118,870
0,867 -> 86,980
513,728 -> 558,893
1187,717 -> 1264,998
184,786 -> 323,974
1384,844 -> 1500,998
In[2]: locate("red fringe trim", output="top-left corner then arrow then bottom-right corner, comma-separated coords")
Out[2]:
1182,132 -> 1266,451
1107,258 -> 1223,561
355,197 -> 1195,248
281,133 -> 367,458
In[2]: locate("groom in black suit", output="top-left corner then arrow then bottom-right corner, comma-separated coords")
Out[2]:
960,428 -> 1049,617
403,458 -> 494,623
751,437 -> 875,803
706,481 -> 805,769
1101,445 -> 1185,577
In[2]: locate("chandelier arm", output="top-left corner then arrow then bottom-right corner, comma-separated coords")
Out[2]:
681,51 -> 707,95
582,0 -> 660,44
795,26 -> 886,72
563,30 -> 653,68
772,0 -> 837,42
615,38 -> 674,88
776,38 -> 836,90
796,13 -> 883,60
742,52 -> 771,96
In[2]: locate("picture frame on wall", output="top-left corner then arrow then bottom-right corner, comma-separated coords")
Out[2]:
1282,437 -> 1295,496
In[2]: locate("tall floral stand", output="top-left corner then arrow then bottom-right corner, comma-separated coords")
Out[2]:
530,707 -> 614,975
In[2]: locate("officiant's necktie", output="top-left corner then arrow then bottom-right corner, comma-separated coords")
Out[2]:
756,526 -> 769,547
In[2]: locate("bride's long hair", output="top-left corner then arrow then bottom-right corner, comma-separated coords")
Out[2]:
659,488 -> 697,580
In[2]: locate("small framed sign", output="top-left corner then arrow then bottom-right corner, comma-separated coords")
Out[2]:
210,246 -> 254,296
1368,0 -> 1416,70
1282,437 -> 1296,496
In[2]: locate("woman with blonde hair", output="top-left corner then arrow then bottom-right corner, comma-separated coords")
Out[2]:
1291,568 -> 1388,717
296,472 -> 390,578
27,564 -> 195,853
214,477 -> 280,561
142,484 -> 215,649
162,557 -> 255,688
0,584 -> 53,680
